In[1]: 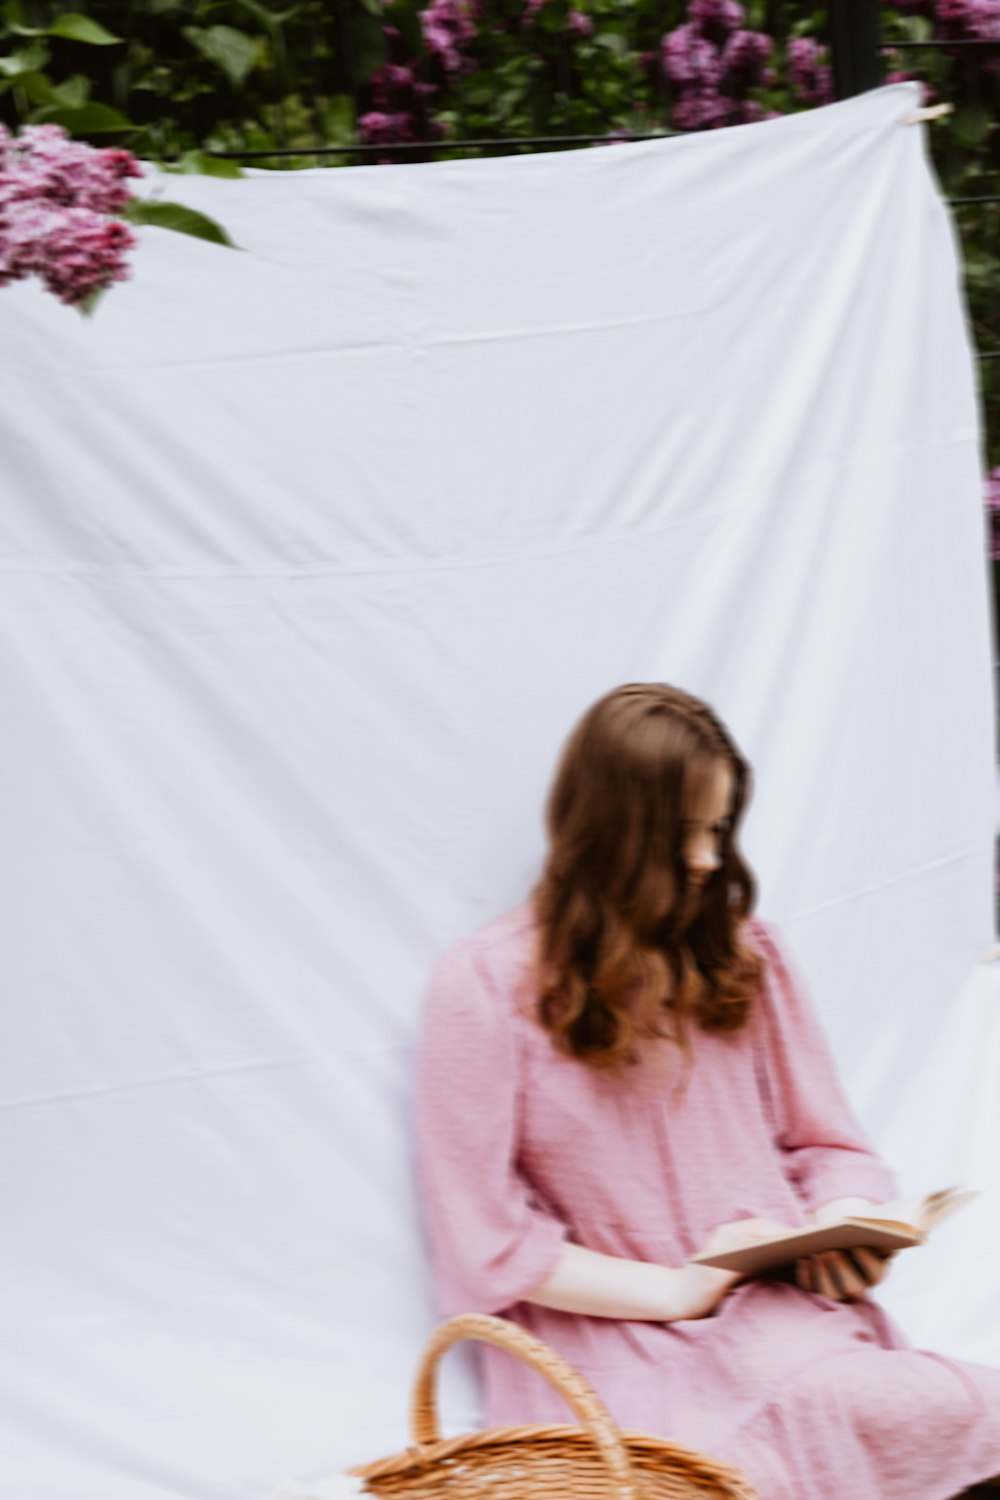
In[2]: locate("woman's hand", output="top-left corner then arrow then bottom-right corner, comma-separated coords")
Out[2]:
682,1217 -> 796,1318
795,1246 -> 895,1300
797,1199 -> 897,1300
696,1216 -> 798,1266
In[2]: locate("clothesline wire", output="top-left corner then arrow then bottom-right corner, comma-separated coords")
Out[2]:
186,30 -> 998,165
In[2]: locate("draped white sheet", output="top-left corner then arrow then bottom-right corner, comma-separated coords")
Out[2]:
1,80 -> 998,1500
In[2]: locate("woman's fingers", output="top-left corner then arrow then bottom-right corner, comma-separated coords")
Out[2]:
849,1247 -> 891,1286
797,1251 -> 872,1300
828,1251 -> 869,1298
812,1254 -> 839,1298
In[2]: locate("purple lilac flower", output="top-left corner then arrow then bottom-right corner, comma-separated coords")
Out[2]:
987,466 -> 1000,562
0,123 -> 139,307
359,60 -> 439,152
0,200 -> 135,304
786,36 -> 834,106
375,63 -> 418,96
672,89 -> 732,128
567,9 -> 594,38
935,0 -> 1000,72
663,6 -> 778,130
0,123 -> 140,215
688,0 -> 744,42
735,99 -> 783,122
722,29 -> 775,94
662,23 -> 724,87
358,109 -> 415,144
420,0 -> 477,73
937,0 -> 1000,37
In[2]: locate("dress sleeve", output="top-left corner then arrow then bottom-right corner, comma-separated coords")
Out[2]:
412,937 -> 571,1317
749,917 -> 899,1213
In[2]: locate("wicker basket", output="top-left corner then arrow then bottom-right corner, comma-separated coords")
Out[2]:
348,1314 -> 758,1500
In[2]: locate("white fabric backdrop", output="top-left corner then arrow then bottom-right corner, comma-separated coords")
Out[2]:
1,79 -> 998,1500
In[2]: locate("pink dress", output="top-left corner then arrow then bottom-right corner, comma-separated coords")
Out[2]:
413,904 -> 1000,1500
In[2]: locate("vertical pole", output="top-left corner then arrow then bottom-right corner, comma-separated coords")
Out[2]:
828,0 -> 882,98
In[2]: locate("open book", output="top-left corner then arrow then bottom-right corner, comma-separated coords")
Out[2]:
689,1187 -> 978,1276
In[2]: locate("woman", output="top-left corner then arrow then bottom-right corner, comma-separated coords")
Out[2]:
413,683 -> 1000,1500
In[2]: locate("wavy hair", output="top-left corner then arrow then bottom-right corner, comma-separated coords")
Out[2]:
527,683 -> 765,1076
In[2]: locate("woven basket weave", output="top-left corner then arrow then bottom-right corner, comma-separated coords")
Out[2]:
348,1314 -> 759,1500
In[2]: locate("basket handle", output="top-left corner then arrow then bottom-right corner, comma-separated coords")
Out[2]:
410,1314 -> 639,1500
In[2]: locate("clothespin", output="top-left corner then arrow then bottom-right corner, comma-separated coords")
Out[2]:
901,102 -> 954,126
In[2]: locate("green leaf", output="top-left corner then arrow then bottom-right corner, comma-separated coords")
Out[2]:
46,13 -> 123,44
29,100 -> 134,131
182,24 -> 260,87
594,30 -> 629,55
901,14 -> 933,44
48,71 -> 90,106
76,286 -> 107,317
0,40 -> 48,75
167,148 -> 244,177
17,70 -> 58,104
124,199 -> 238,249
230,0 -> 300,28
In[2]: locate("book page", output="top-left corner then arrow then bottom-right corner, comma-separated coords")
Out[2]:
850,1186 -> 977,1234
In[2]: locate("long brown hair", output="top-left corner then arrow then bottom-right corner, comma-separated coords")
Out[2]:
528,683 -> 764,1074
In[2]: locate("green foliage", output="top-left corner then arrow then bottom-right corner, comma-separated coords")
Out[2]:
182,23 -> 261,87
45,12 -> 121,43
123,197 -> 240,245
31,99 -> 132,127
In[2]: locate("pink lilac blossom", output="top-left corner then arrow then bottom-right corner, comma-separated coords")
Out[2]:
567,10 -> 594,38
721,29 -> 775,93
937,0 -> 1000,37
420,0 -> 477,73
935,0 -> 1000,74
374,63 -> 420,96
0,123 -> 139,306
5,125 -> 139,214
736,99 -> 783,121
358,109 -> 416,144
662,8 -> 773,129
987,466 -> 1000,562
688,0 -> 744,41
671,89 -> 732,128
359,58 -> 440,151
662,23 -> 724,87
786,36 -> 835,106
